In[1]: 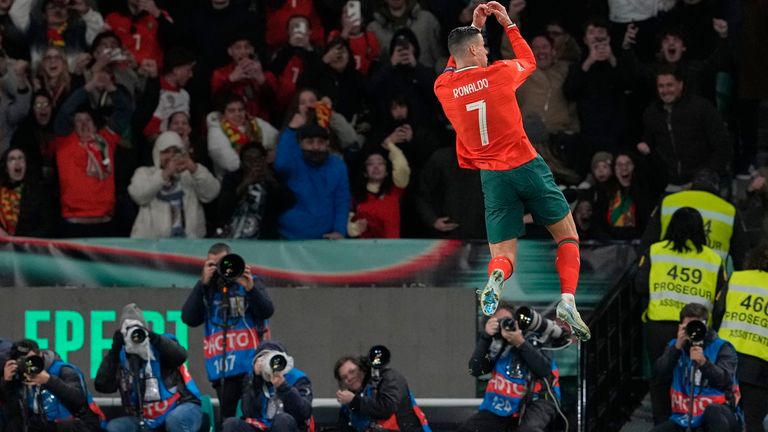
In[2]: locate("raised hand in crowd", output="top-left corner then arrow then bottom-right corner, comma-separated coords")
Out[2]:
507,0 -> 526,22
712,18 -> 728,39
390,44 -> 417,67
622,23 -> 638,50
636,142 -> 651,155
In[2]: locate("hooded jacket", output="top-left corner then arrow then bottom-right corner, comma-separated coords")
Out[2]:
128,131 -> 221,238
367,0 -> 442,68
94,304 -> 200,415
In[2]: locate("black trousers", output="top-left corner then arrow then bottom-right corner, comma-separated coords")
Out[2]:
457,400 -> 556,432
222,414 -> 301,432
646,321 -> 678,425
740,381 -> 768,432
648,404 -> 740,432
214,374 -> 247,421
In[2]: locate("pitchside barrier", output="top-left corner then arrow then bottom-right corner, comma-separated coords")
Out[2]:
0,238 -> 637,430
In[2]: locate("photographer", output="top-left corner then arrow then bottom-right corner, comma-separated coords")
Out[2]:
0,339 -> 104,432
333,348 -> 430,432
222,341 -> 312,432
458,302 -> 560,432
650,303 -> 740,432
95,303 -> 203,432
181,242 -> 274,419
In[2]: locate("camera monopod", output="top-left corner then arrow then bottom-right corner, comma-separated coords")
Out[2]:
684,320 -> 706,432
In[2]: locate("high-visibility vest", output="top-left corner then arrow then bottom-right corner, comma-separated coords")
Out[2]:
718,270 -> 768,362
660,191 -> 735,261
647,241 -> 722,322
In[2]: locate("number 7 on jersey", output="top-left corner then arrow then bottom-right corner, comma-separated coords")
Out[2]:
465,100 -> 489,146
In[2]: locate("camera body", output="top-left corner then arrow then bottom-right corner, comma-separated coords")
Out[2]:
16,355 -> 44,378
257,350 -> 294,382
500,317 -> 517,332
685,320 -> 707,347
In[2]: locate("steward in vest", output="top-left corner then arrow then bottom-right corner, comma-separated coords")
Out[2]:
650,303 -> 740,432
95,304 -> 203,432
182,243 -> 274,419
640,168 -> 748,270
0,339 -> 104,432
223,341 -> 313,432
458,302 -> 562,432
635,206 -> 727,424
334,348 -> 430,432
715,243 -> 768,432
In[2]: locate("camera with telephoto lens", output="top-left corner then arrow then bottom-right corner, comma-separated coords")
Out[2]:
257,350 -> 294,382
16,355 -> 44,378
685,320 -> 707,347
500,317 -> 517,332
211,254 -> 246,290
515,306 -> 564,341
129,326 -> 148,345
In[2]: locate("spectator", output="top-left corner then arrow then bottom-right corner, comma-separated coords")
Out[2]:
0,0 -> 31,59
283,88 -> 362,155
275,102 -> 350,239
497,0 -> 527,59
334,347 -> 430,432
649,303 -> 740,432
104,0 -> 174,69
581,150 -> 614,191
367,0 -> 442,69
268,15 -> 323,112
348,142 -> 410,239
715,244 -> 768,432
659,0 -> 724,61
181,242 -> 274,420
415,145 -> 486,240
0,147 -> 54,237
0,339 -> 105,432
735,168 -> 768,249
592,150 -> 656,239
33,46 -> 78,110
265,0 -> 325,54
634,207 -> 727,424
515,34 -> 579,139
52,71 -> 132,238
11,91 -> 55,181
299,37 -> 367,125
0,58 -> 31,152
27,0 -> 104,71
546,19 -> 582,64
216,142 -> 291,239
138,46 -> 195,141
572,196 -> 607,241
367,29 -> 437,129
210,34 -> 278,123
458,302 -> 561,432
606,0 -> 674,63
327,2 -> 381,76
83,31 -> 141,112
636,68 -> 732,189
640,168 -> 749,269
94,303 -> 203,432
563,17 -> 631,158
128,131 -> 220,239
222,341 -> 313,432
206,94 -> 279,178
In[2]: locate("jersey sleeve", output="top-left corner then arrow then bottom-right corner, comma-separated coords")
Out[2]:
495,25 -> 536,89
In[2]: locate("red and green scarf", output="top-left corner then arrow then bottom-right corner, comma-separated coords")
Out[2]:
47,23 -> 68,47
607,188 -> 636,227
220,117 -> 262,154
0,185 -> 22,235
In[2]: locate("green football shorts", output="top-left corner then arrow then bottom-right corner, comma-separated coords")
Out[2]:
480,155 -> 570,243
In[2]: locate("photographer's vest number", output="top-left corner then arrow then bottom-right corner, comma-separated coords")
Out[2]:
718,270 -> 768,362
479,349 -> 560,418
33,361 -> 107,426
660,191 -> 735,261
203,283 -> 265,381
668,338 -> 739,428
119,338 -> 202,429
647,242 -> 721,322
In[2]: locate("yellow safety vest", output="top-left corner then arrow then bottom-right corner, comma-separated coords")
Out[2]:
647,241 -> 722,322
718,270 -> 768,361
660,191 -> 735,261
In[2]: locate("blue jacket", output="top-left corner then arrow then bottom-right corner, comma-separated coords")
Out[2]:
274,128 -> 350,239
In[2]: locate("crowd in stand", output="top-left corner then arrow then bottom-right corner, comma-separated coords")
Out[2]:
0,0 -> 765,243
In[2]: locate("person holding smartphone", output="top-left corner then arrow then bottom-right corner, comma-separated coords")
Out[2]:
326,0 -> 381,76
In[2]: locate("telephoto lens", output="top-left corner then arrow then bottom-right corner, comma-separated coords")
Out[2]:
130,327 -> 148,344
368,345 -> 391,369
217,254 -> 246,281
685,320 -> 707,346
500,318 -> 516,331
17,355 -> 44,377
269,354 -> 288,373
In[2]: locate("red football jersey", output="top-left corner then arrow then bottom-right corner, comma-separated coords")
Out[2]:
435,25 -> 537,170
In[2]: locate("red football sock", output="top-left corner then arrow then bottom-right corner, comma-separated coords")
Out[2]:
488,256 -> 514,280
555,238 -> 580,296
